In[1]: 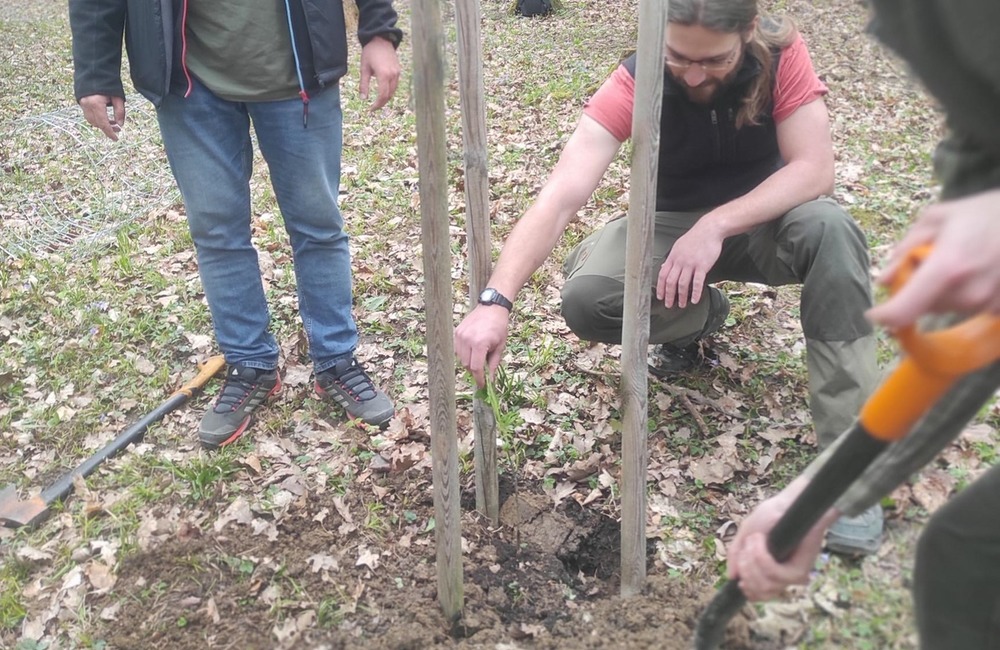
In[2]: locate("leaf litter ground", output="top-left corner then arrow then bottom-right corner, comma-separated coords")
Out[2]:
3,0 -> 997,649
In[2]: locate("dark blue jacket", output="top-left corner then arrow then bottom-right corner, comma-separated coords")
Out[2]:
70,0 -> 403,106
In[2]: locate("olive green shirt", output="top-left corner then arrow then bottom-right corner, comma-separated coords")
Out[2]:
185,0 -> 300,101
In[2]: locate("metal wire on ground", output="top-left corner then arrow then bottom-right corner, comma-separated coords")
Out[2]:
0,96 -> 179,260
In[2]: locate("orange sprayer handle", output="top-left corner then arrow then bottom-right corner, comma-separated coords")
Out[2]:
859,245 -> 1000,442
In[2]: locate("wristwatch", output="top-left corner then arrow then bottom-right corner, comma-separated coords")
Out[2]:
478,288 -> 513,311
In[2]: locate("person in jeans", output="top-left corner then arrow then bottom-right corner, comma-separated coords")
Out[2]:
454,0 -> 882,554
727,1 -> 1000,647
69,0 -> 402,447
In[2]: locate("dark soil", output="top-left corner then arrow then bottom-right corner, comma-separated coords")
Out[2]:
103,478 -> 761,649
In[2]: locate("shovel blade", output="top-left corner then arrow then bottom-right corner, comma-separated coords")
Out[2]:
0,484 -> 51,529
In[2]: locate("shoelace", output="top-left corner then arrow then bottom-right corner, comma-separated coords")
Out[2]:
216,370 -> 260,410
334,361 -> 377,401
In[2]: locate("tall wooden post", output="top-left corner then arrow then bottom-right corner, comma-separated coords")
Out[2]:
411,0 -> 464,621
620,0 -> 667,597
454,0 -> 500,525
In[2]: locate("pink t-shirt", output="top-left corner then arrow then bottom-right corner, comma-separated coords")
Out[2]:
584,33 -> 828,142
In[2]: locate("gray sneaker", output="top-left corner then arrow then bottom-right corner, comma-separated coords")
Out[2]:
199,365 -> 281,449
315,357 -> 394,427
826,503 -> 884,556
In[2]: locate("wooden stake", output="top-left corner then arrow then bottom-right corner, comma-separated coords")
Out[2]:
454,0 -> 500,525
620,0 -> 667,598
411,0 -> 464,622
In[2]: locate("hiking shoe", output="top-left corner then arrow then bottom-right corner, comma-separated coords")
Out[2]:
649,341 -> 708,376
826,503 -> 884,556
199,365 -> 281,450
315,357 -> 394,427
649,287 -> 729,376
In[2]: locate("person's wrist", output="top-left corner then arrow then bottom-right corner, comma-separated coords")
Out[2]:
478,287 -> 513,312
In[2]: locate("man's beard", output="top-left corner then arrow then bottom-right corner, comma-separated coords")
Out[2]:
679,67 -> 740,104
675,51 -> 744,104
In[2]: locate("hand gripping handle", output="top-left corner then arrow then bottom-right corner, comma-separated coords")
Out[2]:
859,245 -> 1000,442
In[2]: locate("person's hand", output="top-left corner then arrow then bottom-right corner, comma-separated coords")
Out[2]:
454,304 -> 511,387
79,94 -> 126,141
867,189 -> 1000,328
726,478 -> 835,601
359,36 -> 401,111
656,220 -> 724,308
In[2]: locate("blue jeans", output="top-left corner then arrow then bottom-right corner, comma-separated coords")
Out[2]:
156,78 -> 357,373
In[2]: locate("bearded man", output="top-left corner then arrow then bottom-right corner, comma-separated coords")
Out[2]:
455,0 -> 882,555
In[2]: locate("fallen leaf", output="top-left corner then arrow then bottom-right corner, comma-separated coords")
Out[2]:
688,458 -> 736,485
307,553 -> 339,573
356,546 -> 380,571
86,561 -> 117,593
911,468 -> 955,514
17,546 -> 53,563
99,602 -> 121,621
214,497 -> 253,531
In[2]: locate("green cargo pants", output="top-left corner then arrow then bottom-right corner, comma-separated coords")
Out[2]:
560,197 -> 879,447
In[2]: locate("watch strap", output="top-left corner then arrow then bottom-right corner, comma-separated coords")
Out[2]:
480,288 -> 513,311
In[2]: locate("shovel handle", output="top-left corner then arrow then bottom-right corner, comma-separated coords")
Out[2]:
174,355 -> 226,398
890,245 -> 1000,375
694,245 -> 1000,649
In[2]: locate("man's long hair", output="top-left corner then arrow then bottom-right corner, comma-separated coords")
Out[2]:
668,0 -> 797,128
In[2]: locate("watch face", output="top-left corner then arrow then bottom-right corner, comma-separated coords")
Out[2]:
480,289 -> 496,302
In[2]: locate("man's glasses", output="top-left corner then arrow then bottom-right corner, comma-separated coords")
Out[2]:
664,43 -> 741,72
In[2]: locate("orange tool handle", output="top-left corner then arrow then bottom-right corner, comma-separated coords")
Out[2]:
859,245 -> 1000,441
173,355 -> 226,398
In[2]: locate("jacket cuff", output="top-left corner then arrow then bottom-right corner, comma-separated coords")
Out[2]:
360,28 -> 403,49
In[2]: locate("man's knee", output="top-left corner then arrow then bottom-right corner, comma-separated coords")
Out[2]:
786,200 -> 868,259
560,275 -> 624,343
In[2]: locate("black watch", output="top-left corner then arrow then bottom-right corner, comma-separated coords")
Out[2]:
478,288 -> 513,311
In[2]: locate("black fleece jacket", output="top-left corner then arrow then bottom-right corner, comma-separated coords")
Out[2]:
622,51 -> 782,212
69,0 -> 403,106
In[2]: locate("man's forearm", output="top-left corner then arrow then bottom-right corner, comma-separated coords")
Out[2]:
485,201 -> 575,300
701,158 -> 835,239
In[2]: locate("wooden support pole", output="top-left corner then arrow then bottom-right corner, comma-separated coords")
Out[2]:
411,0 -> 464,621
454,0 -> 500,525
620,0 -> 667,598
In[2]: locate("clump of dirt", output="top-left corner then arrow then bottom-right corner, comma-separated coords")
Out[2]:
102,485 -> 759,649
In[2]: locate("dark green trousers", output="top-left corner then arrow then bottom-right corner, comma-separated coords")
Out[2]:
915,462 -> 1000,648
560,197 -> 879,446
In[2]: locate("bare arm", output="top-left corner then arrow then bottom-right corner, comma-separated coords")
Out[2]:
488,116 -> 623,298
454,115 -> 622,386
656,97 -> 836,307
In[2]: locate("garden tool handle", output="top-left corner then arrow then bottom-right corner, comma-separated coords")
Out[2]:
860,245 -> 1000,442
173,355 -> 226,398
890,244 -> 1000,375
693,245 -> 1000,650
